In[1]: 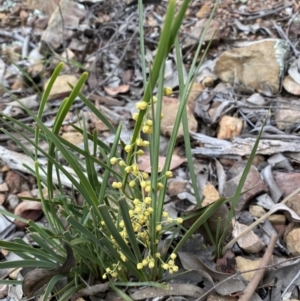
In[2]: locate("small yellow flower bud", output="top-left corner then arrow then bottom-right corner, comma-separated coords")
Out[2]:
170,253 -> 177,260
176,217 -> 183,224
132,112 -> 139,120
142,172 -> 149,179
163,87 -> 173,96
147,207 -> 153,213
132,163 -> 139,172
165,171 -> 173,178
145,185 -> 151,192
144,197 -> 151,204
129,180 -> 136,187
119,220 -> 125,228
110,157 -> 118,165
157,183 -> 164,190
112,182 -> 118,188
160,113 -> 164,119
149,261 -> 155,269
145,119 -> 153,126
136,138 -> 143,146
142,259 -> 148,266
162,212 -> 169,218
137,149 -> 144,156
125,166 -> 132,173
142,125 -> 150,133
133,198 -> 140,205
137,263 -> 143,269
125,144 -> 132,152
172,266 -> 179,272
119,160 -> 125,167
116,182 -> 123,189
102,274 -> 107,279
142,140 -> 150,147
162,263 -> 169,270
136,101 -> 148,110
156,224 -> 162,231
152,96 -> 158,103
156,253 -> 161,258
141,181 -> 148,188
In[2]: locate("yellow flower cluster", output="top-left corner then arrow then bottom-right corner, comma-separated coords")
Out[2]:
104,94 -> 183,279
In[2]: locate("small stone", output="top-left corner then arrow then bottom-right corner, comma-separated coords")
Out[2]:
249,205 -> 266,218
202,76 -> 214,87
283,75 -> 300,95
0,183 -> 8,192
275,100 -> 300,130
202,184 -> 220,206
217,115 -> 243,140
286,193 -> 300,216
232,221 -> 265,253
9,268 -> 22,280
236,256 -> 262,281
168,180 -> 186,196
273,172 -> 300,196
268,214 -> 286,225
286,228 -> 300,255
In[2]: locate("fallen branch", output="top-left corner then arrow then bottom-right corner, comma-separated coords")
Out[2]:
0,145 -> 102,188
191,132 -> 300,156
238,234 -> 277,301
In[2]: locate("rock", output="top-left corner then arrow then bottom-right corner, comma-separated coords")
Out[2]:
275,100 -> 300,130
236,256 -> 262,281
223,165 -> 268,211
202,184 -> 220,206
202,76 -> 214,87
44,74 -> 80,101
249,205 -> 266,218
214,39 -> 289,95
168,179 -> 186,196
159,96 -> 197,140
283,75 -> 300,95
273,172 -> 300,196
217,115 -> 243,140
268,214 -> 286,225
286,228 -> 300,255
232,221 -> 265,253
5,170 -> 26,194
286,193 -> 300,216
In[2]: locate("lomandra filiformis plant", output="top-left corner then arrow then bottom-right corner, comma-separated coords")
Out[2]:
0,0 -> 229,299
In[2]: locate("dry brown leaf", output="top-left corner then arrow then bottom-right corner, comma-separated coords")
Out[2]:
138,154 -> 186,172
104,84 -> 130,96
196,3 -> 211,19
14,201 -> 43,227
60,132 -> 83,146
44,74 -> 80,101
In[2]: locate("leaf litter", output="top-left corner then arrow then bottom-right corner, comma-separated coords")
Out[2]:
1,0 -> 300,300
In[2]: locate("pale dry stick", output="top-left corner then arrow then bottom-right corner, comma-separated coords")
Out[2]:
223,185 -> 300,253
238,234 -> 277,301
